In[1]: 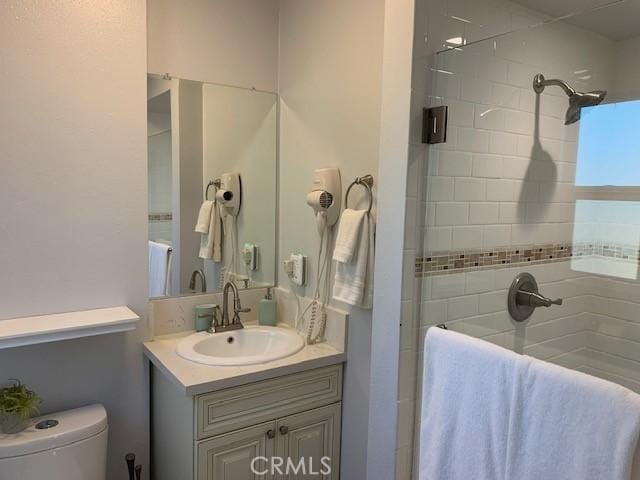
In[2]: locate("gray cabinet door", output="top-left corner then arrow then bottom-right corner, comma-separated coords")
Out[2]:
275,403 -> 341,480
197,420 -> 276,480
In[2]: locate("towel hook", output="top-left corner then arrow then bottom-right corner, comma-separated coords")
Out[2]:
205,179 -> 221,200
345,174 -> 374,214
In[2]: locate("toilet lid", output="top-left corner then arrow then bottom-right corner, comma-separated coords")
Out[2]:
0,404 -> 107,459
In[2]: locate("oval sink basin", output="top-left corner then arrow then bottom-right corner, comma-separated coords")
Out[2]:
176,326 -> 305,366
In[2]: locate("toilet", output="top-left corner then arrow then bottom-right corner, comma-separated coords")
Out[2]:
0,404 -> 108,480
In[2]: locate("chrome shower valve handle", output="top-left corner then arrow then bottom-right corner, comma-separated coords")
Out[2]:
515,290 -> 563,309
508,272 -> 563,322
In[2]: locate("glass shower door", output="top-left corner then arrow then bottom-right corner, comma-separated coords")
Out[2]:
401,3 -> 640,480
419,13 -> 640,391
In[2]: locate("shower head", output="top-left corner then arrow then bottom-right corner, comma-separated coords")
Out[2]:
533,74 -> 606,125
565,90 -> 607,125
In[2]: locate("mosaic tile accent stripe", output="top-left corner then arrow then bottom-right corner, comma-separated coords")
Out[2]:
149,213 -> 172,222
415,241 -> 639,276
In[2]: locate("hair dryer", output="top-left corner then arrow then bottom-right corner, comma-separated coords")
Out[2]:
306,190 -> 334,234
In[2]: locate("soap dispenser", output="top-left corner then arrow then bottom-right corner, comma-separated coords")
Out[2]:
258,288 -> 277,326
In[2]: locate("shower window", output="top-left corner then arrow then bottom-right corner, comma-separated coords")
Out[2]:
573,100 -> 640,279
576,100 -> 640,187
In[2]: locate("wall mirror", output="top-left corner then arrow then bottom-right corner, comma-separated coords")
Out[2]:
147,74 -> 277,298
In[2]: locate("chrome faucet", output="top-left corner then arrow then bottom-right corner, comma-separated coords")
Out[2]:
216,281 -> 251,332
188,269 -> 207,293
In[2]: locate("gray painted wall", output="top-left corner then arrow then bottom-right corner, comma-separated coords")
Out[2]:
0,2 -> 148,478
147,0 -> 280,92
277,1 -> 387,477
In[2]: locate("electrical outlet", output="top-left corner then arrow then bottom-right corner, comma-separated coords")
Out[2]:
289,253 -> 307,286
283,259 -> 295,277
242,243 -> 258,271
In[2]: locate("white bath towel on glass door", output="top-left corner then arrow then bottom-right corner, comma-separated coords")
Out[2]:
419,327 -> 640,480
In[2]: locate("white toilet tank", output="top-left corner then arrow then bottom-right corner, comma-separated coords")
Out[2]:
0,404 -> 108,480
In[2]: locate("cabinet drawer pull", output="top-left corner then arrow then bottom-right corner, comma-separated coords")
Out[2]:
266,429 -> 276,439
279,426 -> 289,435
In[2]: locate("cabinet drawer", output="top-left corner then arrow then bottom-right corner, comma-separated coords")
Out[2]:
196,365 -> 342,439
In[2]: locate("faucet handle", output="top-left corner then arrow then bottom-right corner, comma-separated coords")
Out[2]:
234,295 -> 251,314
231,306 -> 251,326
212,305 -> 222,326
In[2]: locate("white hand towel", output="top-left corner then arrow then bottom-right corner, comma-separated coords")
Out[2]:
333,209 -> 366,263
199,202 -> 223,262
195,200 -> 214,233
419,327 -> 640,480
149,241 -> 172,297
332,211 -> 375,308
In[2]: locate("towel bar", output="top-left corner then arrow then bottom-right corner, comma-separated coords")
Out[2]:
345,174 -> 374,213
205,179 -> 221,200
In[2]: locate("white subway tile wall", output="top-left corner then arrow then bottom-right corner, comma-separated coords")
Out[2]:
148,120 -> 173,243
426,33 -> 613,251
421,260 -> 640,392
148,219 -> 172,242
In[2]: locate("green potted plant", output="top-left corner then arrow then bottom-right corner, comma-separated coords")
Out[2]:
0,380 -> 41,434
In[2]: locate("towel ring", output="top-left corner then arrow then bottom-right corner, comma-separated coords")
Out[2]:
345,175 -> 374,214
205,179 -> 221,200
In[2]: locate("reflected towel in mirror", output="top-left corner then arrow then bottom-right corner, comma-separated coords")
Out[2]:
195,200 -> 214,233
149,241 -> 172,297
198,202 -> 223,262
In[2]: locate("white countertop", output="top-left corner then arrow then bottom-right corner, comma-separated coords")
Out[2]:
143,330 -> 346,396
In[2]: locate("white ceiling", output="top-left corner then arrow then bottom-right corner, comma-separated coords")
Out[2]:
514,0 -> 640,41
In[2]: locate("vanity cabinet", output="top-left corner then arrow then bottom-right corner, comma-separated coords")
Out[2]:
152,364 -> 343,480
197,403 -> 341,480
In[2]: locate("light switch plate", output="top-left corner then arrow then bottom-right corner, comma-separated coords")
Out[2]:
422,105 -> 448,144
